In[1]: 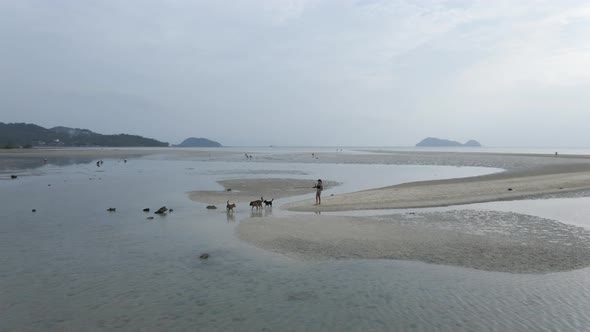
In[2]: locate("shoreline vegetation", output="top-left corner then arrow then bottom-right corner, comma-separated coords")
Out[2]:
6,148 -> 590,273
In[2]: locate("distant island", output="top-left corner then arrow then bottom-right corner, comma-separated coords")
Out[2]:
416,137 -> 482,147
0,122 -> 169,148
175,137 -> 222,147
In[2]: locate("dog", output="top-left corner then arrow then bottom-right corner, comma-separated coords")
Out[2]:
264,199 -> 274,207
226,200 -> 236,212
249,196 -> 263,210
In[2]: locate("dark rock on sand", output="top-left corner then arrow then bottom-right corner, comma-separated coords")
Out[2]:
107,208 -> 116,212
143,208 -> 150,212
32,209 -> 36,212
155,206 -> 168,214
146,216 -> 154,220
11,175 -> 17,179
206,205 -> 217,209
200,253 -> 210,259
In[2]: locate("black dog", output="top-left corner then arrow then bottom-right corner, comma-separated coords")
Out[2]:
264,199 -> 274,207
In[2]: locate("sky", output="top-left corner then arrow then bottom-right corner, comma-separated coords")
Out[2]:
2,0 -> 590,147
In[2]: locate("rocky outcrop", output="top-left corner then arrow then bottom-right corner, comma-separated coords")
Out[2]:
416,137 -> 481,147
175,137 -> 222,148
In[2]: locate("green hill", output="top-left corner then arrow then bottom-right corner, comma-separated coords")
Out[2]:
0,123 -> 169,148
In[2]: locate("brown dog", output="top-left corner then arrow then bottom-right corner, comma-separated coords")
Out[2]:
226,200 -> 236,212
249,196 -> 263,210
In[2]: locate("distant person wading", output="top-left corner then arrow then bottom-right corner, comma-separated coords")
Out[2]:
314,179 -> 323,205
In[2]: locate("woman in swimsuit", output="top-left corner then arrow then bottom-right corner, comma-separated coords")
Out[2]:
314,179 -> 323,205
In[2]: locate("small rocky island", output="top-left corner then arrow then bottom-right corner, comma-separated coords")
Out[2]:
175,137 -> 222,147
416,137 -> 482,147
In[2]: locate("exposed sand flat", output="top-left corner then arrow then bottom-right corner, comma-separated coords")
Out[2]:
188,178 -> 339,205
0,148 -> 242,171
0,148 -> 239,159
237,211 -> 590,273
264,150 -> 590,170
285,163 -> 590,212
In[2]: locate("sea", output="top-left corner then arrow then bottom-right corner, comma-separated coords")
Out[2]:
2,147 -> 590,331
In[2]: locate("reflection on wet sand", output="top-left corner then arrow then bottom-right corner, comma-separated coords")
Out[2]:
226,211 -> 235,223
0,156 -> 96,172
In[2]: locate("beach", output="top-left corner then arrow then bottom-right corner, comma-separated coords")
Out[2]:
175,148 -> 590,211
284,163 -> 590,212
237,211 -> 590,273
152,148 -> 590,273
5,147 -> 590,330
188,178 -> 340,205
4,148 -> 590,275
229,149 -> 590,273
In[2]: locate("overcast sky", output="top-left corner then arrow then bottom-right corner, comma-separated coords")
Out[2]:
2,0 -> 590,147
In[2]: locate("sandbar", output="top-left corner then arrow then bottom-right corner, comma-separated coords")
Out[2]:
238,210 -> 590,273
285,163 -> 590,212
188,178 -> 339,205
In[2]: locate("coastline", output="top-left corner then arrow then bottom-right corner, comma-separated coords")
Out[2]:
6,147 -> 590,273
188,178 -> 340,205
284,163 -> 590,212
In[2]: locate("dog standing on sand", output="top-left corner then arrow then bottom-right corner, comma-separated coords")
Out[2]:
264,199 -> 274,207
249,197 -> 263,210
226,200 -> 236,212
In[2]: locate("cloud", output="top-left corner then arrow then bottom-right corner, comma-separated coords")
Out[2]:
2,0 -> 590,146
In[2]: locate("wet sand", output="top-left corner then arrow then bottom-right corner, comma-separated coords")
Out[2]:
223,150 -> 590,273
188,178 -> 339,205
7,148 -> 590,273
285,163 -> 590,212
238,211 -> 590,273
0,148 -> 250,174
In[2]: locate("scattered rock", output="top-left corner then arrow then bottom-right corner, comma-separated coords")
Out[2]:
143,208 -> 150,212
169,208 -> 174,213
507,188 -> 513,191
199,253 -> 209,260
10,175 -> 17,179
206,205 -> 217,210
155,206 -> 168,214
226,188 -> 232,192
146,216 -> 154,220
107,208 -> 116,212
32,209 -> 36,212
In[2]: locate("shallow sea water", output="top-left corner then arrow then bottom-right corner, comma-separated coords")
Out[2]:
2,152 -> 590,331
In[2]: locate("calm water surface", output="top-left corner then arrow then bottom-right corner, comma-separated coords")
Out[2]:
1,153 -> 590,331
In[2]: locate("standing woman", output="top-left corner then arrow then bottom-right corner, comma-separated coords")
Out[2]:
314,179 -> 323,205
